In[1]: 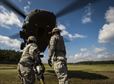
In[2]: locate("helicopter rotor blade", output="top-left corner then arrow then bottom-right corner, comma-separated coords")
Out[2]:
56,0 -> 102,18
0,0 -> 26,18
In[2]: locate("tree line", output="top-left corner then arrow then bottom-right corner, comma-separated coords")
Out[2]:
0,49 -> 114,64
75,60 -> 114,65
0,49 -> 22,64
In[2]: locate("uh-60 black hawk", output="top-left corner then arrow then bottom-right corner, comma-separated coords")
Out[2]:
0,0 -> 102,52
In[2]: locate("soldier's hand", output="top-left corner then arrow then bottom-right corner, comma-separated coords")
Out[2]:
41,63 -> 45,73
48,58 -> 52,67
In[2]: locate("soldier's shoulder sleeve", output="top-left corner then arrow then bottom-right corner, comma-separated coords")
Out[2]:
49,35 -> 57,46
29,44 -> 39,57
48,35 -> 57,58
23,44 -> 30,52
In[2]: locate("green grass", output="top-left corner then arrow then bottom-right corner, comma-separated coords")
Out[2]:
67,64 -> 114,71
0,64 -> 114,84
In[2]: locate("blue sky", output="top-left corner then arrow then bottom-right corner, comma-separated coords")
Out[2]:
0,0 -> 114,63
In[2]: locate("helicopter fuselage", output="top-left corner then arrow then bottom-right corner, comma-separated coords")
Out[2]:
20,9 -> 56,52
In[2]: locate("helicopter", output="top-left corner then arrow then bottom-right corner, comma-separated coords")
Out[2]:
0,0 -> 102,52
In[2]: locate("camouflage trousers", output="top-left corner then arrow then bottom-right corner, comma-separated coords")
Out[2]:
17,63 -> 35,84
53,59 -> 68,84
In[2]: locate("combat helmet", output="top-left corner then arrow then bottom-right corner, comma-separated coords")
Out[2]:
27,36 -> 37,43
52,27 -> 62,34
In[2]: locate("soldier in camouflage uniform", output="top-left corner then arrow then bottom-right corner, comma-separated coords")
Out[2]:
17,36 -> 42,84
48,28 -> 68,84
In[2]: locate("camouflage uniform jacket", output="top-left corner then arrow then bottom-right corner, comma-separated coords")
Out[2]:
19,43 -> 39,66
48,34 -> 66,61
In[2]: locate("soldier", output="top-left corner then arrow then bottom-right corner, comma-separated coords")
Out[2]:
17,36 -> 44,84
48,28 -> 68,84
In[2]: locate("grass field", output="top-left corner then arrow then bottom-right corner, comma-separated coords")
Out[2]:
0,64 -> 114,84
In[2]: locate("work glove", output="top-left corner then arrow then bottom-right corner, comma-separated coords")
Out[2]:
48,57 -> 52,67
41,63 -> 45,73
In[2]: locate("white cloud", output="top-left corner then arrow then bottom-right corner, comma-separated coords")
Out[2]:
0,35 -> 21,50
0,6 -> 22,28
80,48 -> 87,52
24,1 -> 31,13
67,47 -> 114,63
27,1 -> 31,5
105,7 -> 114,23
24,6 -> 30,13
99,23 -> 114,43
98,7 -> 114,44
68,33 -> 86,40
82,3 -> 92,24
58,24 -> 87,41
82,17 -> 91,24
94,47 -> 106,53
